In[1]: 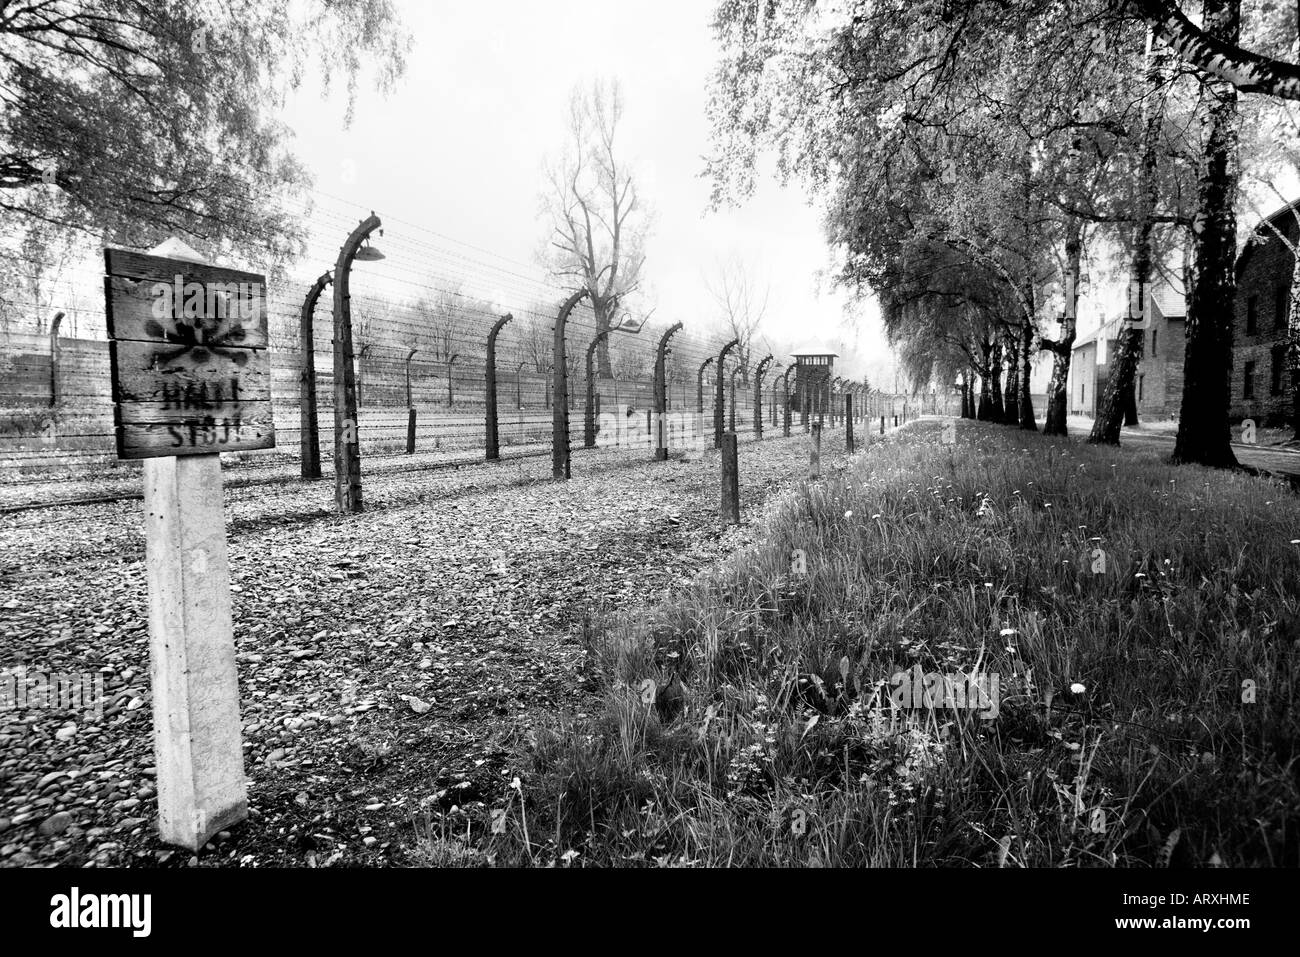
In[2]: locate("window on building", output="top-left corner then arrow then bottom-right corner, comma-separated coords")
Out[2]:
1081,383 -> 1086,404
1138,374 -> 1144,401
1244,360 -> 1256,399
1247,296 -> 1258,335
1151,329 -> 1158,357
1272,346 -> 1287,395
1277,287 -> 1290,331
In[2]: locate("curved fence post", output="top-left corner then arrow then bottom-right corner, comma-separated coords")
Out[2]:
654,322 -> 683,461
486,314 -> 512,460
781,367 -> 793,437
697,356 -> 715,414
552,290 -> 589,480
332,213 -> 381,514
584,330 -> 611,448
446,354 -> 459,408
405,348 -> 418,455
299,271 -> 331,480
753,355 -> 773,439
715,338 -> 740,449
729,366 -> 741,434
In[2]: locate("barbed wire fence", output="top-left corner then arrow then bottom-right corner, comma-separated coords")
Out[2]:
0,185 -> 952,514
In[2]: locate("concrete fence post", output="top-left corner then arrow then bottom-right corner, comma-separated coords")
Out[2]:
715,338 -> 739,448
48,310 -> 64,408
721,431 -> 740,524
552,290 -> 589,480
486,314 -> 512,460
846,393 -> 855,453
781,367 -> 793,438
584,330 -> 611,449
809,422 -> 822,479
332,213 -> 382,514
299,272 -> 331,480
754,354 -> 773,439
654,322 -> 683,461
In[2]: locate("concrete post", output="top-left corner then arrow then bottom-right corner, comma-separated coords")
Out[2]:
486,314 -> 512,460
754,355 -> 773,439
715,338 -> 739,448
144,454 -> 247,850
552,290 -> 589,480
809,422 -> 822,479
584,330 -> 611,449
846,393 -> 855,453
299,272 -> 331,480
654,323 -> 683,461
697,356 -> 714,414
48,311 -> 64,408
332,213 -> 381,514
405,348 -> 418,455
721,431 -> 740,524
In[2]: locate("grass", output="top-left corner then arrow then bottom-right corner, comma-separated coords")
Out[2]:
464,419 -> 1300,867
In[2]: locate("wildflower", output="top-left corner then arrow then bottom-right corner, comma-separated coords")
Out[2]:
1070,682 -> 1086,694
872,513 -> 881,520
844,510 -> 853,518
999,627 -> 1018,636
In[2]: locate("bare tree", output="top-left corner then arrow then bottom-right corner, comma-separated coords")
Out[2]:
411,281 -> 465,363
705,255 -> 770,382
540,78 -> 649,377
511,305 -> 554,373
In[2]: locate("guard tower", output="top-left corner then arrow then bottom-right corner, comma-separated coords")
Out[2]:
791,344 -> 837,424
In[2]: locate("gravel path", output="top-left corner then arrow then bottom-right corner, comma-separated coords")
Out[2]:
0,426 -> 866,867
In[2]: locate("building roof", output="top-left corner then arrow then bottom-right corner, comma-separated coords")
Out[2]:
1237,198 -> 1300,276
1151,275 -> 1185,319
1070,274 -> 1185,351
1072,313 -> 1125,351
790,341 -> 839,357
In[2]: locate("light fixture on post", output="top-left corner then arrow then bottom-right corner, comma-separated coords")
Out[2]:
353,236 -> 385,262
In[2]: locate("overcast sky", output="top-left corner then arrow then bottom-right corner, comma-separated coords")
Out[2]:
281,0 -> 892,380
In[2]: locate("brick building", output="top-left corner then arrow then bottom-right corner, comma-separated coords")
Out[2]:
1067,278 -> 1185,419
1231,202 -> 1297,425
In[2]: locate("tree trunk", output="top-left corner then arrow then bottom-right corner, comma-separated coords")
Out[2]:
1044,217 -> 1081,436
1093,31 -> 1163,446
1019,317 -> 1038,431
1289,253 -> 1300,438
1172,0 -> 1240,469
1004,337 -> 1021,425
976,341 -> 994,420
1123,381 -> 1140,426
989,339 -> 1005,422
592,294 -> 613,378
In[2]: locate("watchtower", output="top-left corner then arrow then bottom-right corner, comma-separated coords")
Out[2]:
791,345 -> 837,420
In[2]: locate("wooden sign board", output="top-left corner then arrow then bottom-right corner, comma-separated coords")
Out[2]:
104,249 -> 275,459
